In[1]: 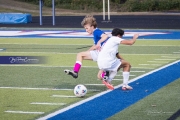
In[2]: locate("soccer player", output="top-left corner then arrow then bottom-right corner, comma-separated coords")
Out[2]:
97,28 -> 139,90
64,15 -> 110,78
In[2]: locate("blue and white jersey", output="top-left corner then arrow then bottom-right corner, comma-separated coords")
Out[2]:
93,28 -> 108,46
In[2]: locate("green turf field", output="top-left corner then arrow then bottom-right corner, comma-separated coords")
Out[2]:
0,38 -> 180,120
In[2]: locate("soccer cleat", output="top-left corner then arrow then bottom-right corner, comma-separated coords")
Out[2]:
122,85 -> 133,90
64,69 -> 78,78
102,80 -> 114,90
103,71 -> 110,80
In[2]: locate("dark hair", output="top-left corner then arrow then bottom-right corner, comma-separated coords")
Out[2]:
111,28 -> 124,36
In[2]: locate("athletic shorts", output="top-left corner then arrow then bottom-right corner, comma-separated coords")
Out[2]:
90,50 -> 99,61
98,59 -> 121,72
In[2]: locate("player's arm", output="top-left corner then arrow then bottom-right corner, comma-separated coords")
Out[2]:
96,34 -> 109,50
121,34 -> 139,45
88,44 -> 96,51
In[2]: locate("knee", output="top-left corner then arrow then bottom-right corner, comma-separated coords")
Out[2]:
97,74 -> 102,80
77,52 -> 82,57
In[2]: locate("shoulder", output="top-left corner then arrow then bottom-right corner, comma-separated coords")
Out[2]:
110,36 -> 124,43
94,28 -> 104,34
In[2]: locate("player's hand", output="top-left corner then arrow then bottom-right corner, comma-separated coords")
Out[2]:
95,42 -> 101,51
133,34 -> 139,39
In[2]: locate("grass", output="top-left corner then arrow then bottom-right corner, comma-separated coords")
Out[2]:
108,78 -> 180,120
0,37 -> 180,120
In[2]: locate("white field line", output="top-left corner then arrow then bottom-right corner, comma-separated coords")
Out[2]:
116,75 -> 136,76
154,59 -> 176,61
173,52 -> 180,53
161,56 -> 180,58
84,84 -> 104,86
41,66 -> 97,68
139,64 -> 149,65
0,65 -> 43,67
0,52 -> 177,56
37,59 -> 180,120
51,95 -> 77,98
147,61 -> 167,63
0,65 -> 97,68
0,43 -> 91,45
0,87 -> 100,92
132,67 -> 154,69
139,64 -> 161,66
5,110 -> 44,114
150,64 -> 161,66
0,65 -> 154,69
113,79 -> 123,81
130,71 -> 145,72
88,89 -> 101,92
30,102 -> 66,106
0,52 -> 77,54
1,43 -> 180,46
0,87 -> 72,91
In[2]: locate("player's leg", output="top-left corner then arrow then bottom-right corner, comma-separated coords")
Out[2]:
107,71 -> 117,83
119,60 -> 133,90
64,51 -> 93,78
97,69 -> 104,80
74,51 -> 93,72
97,70 -> 110,81
101,71 -> 109,80
97,70 -> 114,90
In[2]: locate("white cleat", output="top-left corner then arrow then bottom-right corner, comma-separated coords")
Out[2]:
122,85 -> 133,90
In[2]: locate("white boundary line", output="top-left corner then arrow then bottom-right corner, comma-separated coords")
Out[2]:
36,59 -> 180,120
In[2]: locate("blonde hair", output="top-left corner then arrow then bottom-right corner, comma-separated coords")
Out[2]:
81,15 -> 97,28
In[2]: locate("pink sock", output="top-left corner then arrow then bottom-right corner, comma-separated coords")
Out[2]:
73,61 -> 82,73
101,71 -> 106,78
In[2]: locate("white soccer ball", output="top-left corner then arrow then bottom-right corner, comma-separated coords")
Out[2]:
74,84 -> 87,97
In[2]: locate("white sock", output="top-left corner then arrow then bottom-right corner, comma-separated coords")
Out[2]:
107,71 -> 117,83
123,72 -> 130,86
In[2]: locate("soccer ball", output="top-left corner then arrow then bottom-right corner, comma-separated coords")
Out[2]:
74,84 -> 87,97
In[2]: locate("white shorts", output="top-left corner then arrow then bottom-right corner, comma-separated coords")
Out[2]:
98,59 -> 121,72
90,50 -> 99,61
